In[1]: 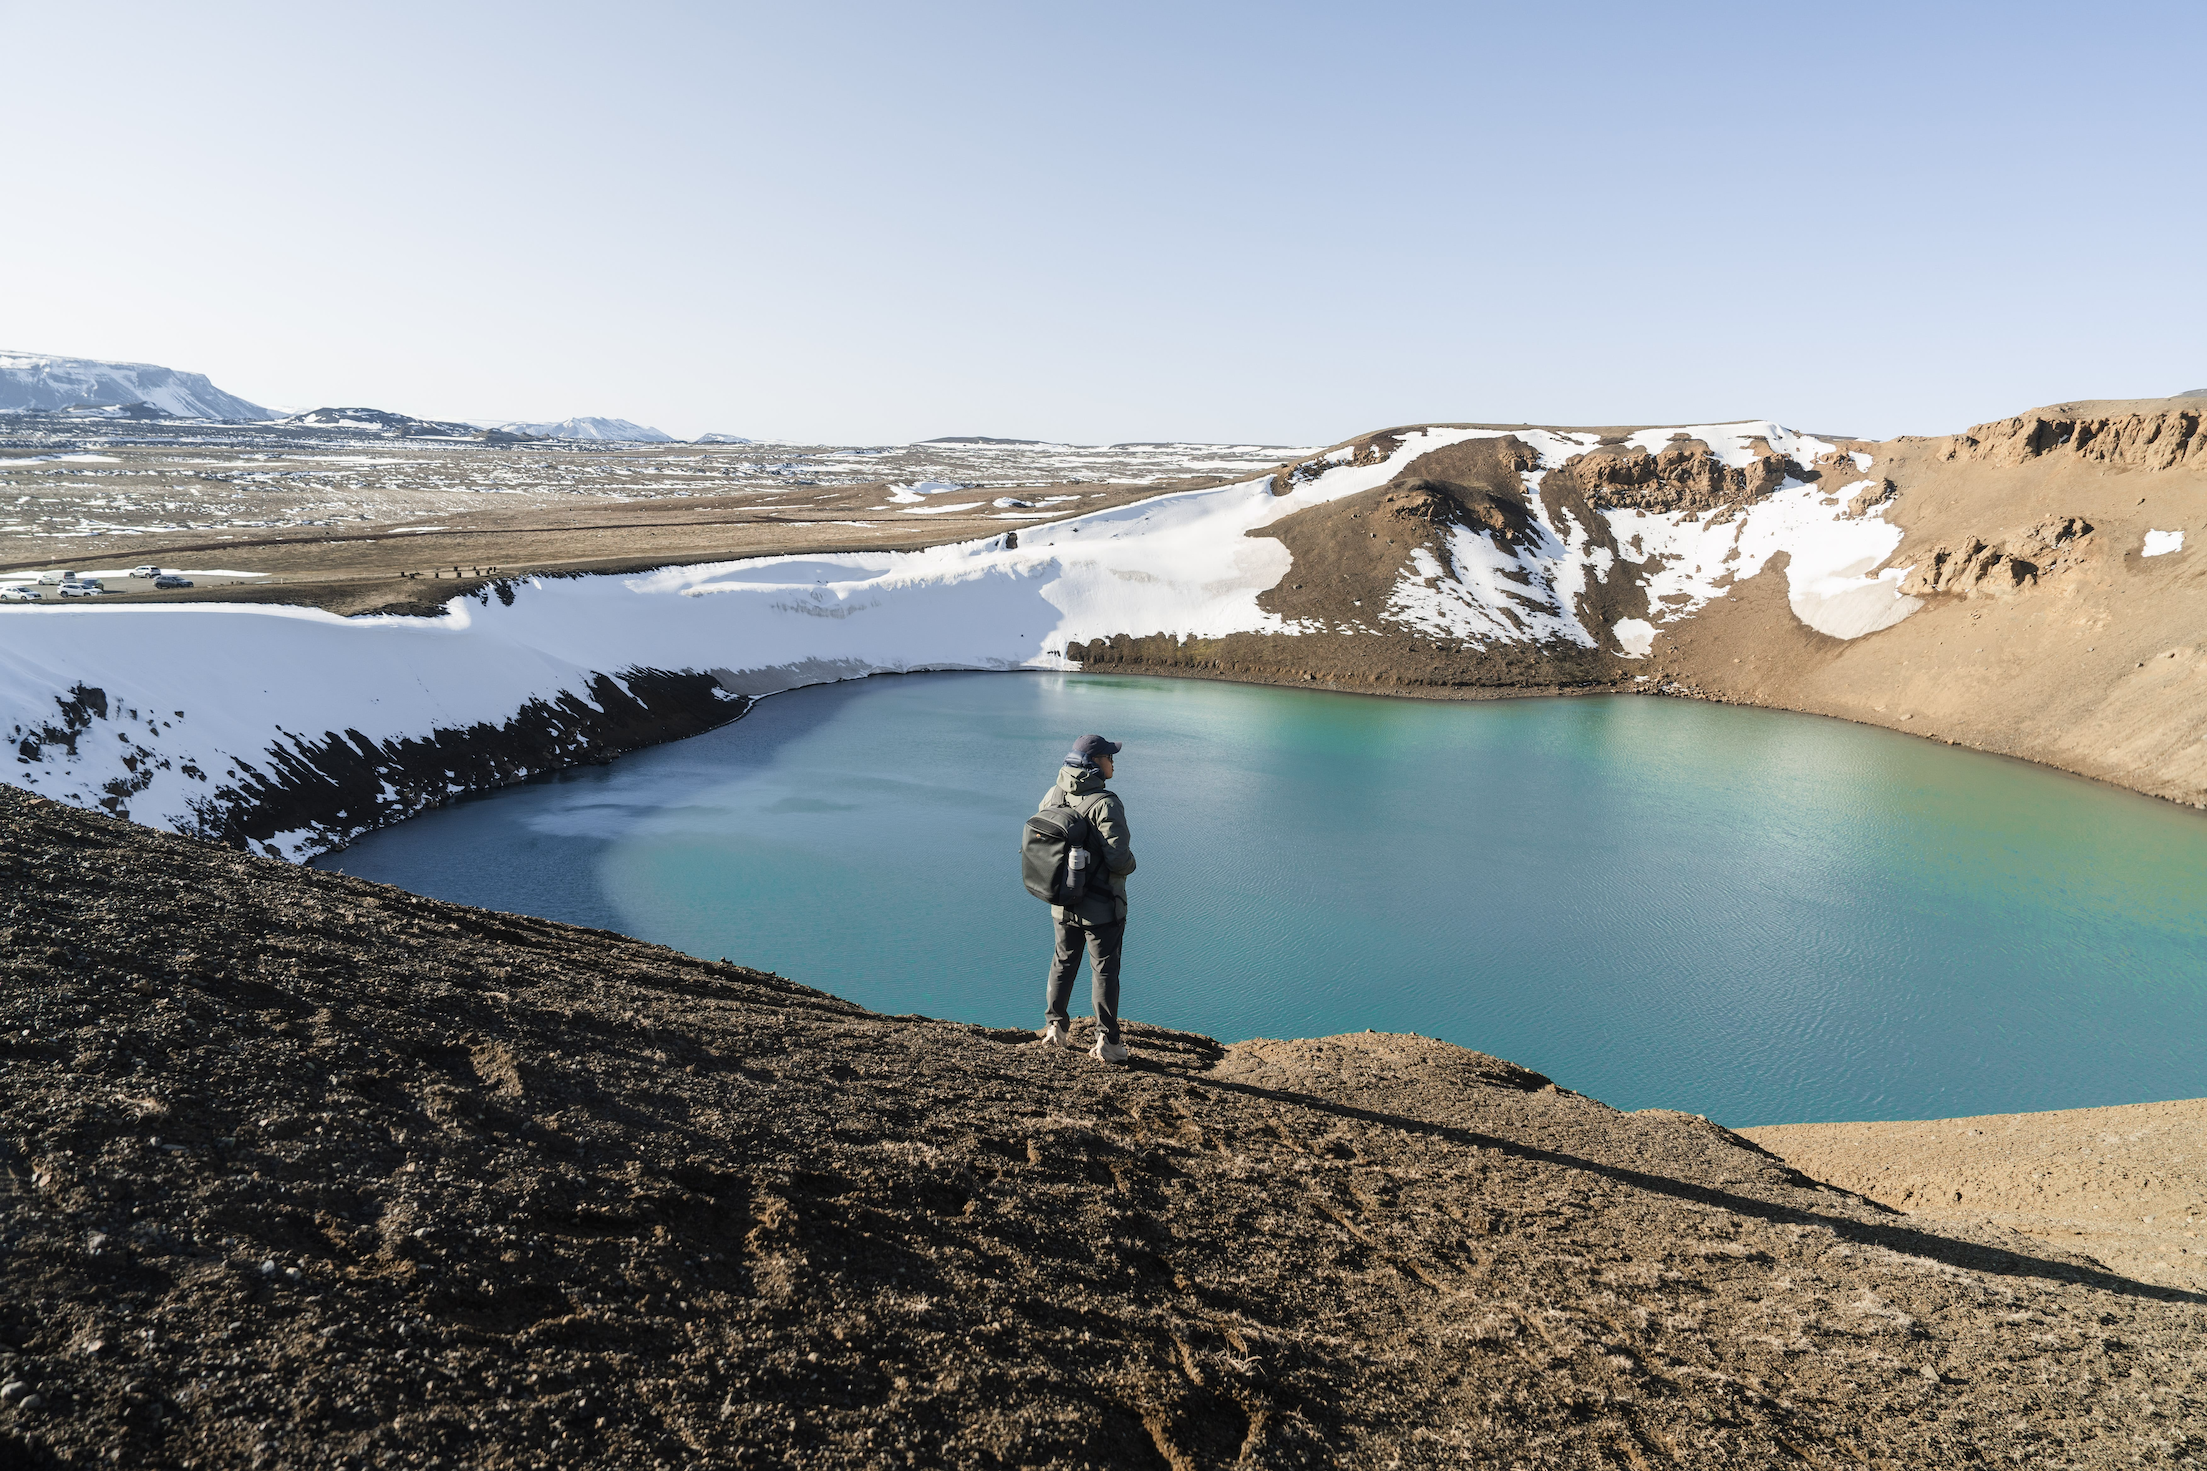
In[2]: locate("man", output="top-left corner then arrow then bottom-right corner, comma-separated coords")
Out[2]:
1038,733 -> 1136,1062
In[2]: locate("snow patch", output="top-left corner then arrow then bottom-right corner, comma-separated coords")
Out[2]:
1622,421 -> 1838,469
885,481 -> 966,505
2143,529 -> 2185,557
1609,480 -> 1918,641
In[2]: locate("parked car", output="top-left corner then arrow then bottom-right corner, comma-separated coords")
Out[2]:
57,582 -> 102,598
129,564 -> 163,578
0,586 -> 37,603
35,570 -> 70,585
151,575 -> 195,589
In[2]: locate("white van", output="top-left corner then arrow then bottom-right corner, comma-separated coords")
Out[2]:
35,570 -> 70,585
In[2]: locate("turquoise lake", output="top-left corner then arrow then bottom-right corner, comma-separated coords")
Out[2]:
324,672 -> 2207,1126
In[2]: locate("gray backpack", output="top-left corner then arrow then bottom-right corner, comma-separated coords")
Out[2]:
1022,800 -> 1105,905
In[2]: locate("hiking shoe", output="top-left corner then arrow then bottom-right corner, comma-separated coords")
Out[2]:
1090,1034 -> 1130,1064
1041,1021 -> 1074,1049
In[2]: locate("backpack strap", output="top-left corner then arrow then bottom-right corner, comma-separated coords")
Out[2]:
1071,789 -> 1112,867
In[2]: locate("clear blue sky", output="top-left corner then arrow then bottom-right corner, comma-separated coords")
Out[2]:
6,1 -> 2202,443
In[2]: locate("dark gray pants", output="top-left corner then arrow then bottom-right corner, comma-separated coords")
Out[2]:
1046,916 -> 1123,1042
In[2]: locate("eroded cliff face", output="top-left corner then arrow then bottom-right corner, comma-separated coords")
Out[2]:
1566,439 -> 1794,513
9,667 -> 746,860
1896,515 -> 2097,599
1945,403 -> 2206,470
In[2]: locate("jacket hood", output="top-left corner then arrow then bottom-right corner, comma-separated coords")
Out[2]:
1056,764 -> 1107,798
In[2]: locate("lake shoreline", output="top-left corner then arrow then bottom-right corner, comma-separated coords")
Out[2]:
1070,653 -> 2207,816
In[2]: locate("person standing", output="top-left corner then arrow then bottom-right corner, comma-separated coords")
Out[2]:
1038,734 -> 1136,1062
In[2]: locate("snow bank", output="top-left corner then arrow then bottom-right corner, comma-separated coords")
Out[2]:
2143,529 -> 2185,557
885,480 -> 965,505
1607,479 -> 1917,645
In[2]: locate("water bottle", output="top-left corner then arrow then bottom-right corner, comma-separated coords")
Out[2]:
1066,843 -> 1089,896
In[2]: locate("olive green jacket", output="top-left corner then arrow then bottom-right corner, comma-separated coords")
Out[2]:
1039,764 -> 1135,926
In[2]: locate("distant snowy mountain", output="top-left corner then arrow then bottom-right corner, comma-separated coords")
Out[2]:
0,350 -> 269,420
282,407 -> 486,439
516,416 -> 674,443
696,432 -> 754,444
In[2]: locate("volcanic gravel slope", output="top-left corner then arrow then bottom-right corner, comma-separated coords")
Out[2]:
1,787 -> 2202,1470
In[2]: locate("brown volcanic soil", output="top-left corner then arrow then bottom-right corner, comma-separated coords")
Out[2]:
1745,1101 -> 2207,1295
1634,397 -> 2207,809
4,786 -> 2205,1469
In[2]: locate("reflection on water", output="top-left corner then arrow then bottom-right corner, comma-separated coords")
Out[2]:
326,673 -> 2207,1126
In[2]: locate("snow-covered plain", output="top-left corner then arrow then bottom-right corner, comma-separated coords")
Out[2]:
1,422 -> 1920,859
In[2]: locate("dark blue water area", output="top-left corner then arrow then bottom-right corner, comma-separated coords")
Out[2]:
324,672 -> 2207,1127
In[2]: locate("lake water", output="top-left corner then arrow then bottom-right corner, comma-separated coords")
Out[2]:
325,673 -> 2207,1126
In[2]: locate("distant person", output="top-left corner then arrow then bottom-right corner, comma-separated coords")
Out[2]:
1032,734 -> 1136,1062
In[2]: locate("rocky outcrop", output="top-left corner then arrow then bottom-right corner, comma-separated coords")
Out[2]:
1945,408 -> 2205,470
1265,435 -> 1397,495
1898,515 -> 2094,599
1564,441 -> 1795,513
1845,476 -> 1897,516
1376,475 -> 1540,549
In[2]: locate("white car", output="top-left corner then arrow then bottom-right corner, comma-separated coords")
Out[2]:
58,583 -> 101,598
130,564 -> 163,578
0,586 -> 37,603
